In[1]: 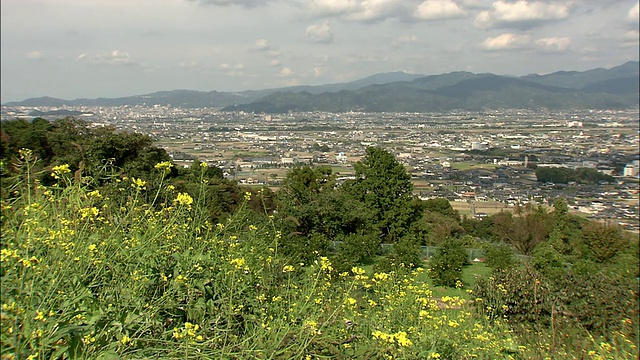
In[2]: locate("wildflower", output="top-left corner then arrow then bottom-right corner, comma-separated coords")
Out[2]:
283,265 -> 295,273
121,335 -> 131,345
249,224 -> 258,231
131,178 -> 146,189
429,353 -> 441,359
174,192 -> 194,207
87,190 -> 102,199
51,164 -> 71,179
394,331 -> 413,347
244,191 -> 252,201
200,162 -> 208,168
79,207 -> 99,219
351,267 -> 366,275
19,148 -> 33,159
230,258 -> 246,269
319,257 -> 333,272
344,297 -> 357,306
154,161 -> 173,172
34,310 -> 46,322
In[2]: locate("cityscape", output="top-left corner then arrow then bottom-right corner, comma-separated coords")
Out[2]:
2,104 -> 638,231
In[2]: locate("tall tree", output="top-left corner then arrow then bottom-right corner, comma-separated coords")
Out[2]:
346,147 -> 419,242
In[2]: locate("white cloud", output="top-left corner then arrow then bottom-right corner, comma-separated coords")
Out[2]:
414,0 -> 466,20
481,33 -> 530,51
255,38 -> 272,51
270,59 -> 281,66
219,63 -> 245,76
279,67 -> 293,76
348,0 -> 407,22
254,39 -> 282,58
396,35 -> 419,43
220,63 -> 244,70
76,50 -> 137,66
180,60 -> 199,69
535,37 -> 571,52
25,51 -> 43,60
475,0 -> 570,29
187,0 -> 269,8
309,0 -> 360,16
629,2 -> 639,22
305,21 -> 334,43
312,66 -> 326,76
308,0 -> 408,22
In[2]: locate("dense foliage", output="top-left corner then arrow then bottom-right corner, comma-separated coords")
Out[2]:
1,118 -> 638,359
535,166 -> 615,184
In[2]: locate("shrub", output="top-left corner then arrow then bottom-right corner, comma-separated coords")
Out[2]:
428,238 -> 468,287
482,242 -> 516,271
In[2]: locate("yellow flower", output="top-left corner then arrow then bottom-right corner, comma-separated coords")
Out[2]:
121,335 -> 131,345
34,310 -> 46,322
200,162 -> 208,168
344,297 -> 357,306
394,331 -> 413,347
174,193 -> 194,207
244,191 -> 252,201
230,258 -> 246,269
131,178 -> 147,189
51,164 -> 71,179
283,265 -> 295,273
87,190 -> 102,199
154,161 -> 173,172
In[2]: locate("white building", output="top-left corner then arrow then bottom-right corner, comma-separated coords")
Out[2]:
623,164 -> 638,177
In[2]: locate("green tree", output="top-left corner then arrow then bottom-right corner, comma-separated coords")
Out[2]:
483,242 -> 516,271
424,198 -> 459,222
491,206 -> 551,255
581,222 -> 629,263
346,147 -> 418,242
428,238 -> 468,287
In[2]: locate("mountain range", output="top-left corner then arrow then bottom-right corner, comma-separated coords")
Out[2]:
5,61 -> 638,113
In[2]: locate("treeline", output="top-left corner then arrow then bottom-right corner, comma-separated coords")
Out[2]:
535,166 -> 614,184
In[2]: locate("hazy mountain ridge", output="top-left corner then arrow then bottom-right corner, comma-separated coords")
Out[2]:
5,61 -> 638,112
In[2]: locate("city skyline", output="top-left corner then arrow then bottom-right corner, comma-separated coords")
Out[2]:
1,0 -> 638,102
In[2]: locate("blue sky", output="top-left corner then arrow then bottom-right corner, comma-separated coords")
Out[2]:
1,0 -> 638,102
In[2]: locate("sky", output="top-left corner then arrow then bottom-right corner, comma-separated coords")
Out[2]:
1,0 -> 638,102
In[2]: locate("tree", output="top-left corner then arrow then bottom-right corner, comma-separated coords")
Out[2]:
581,222 -> 629,263
424,198 -> 459,222
346,147 -> 419,242
429,238 -> 468,287
491,206 -> 551,255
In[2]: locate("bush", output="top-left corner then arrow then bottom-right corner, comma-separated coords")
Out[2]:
483,242 -> 516,271
428,238 -> 468,287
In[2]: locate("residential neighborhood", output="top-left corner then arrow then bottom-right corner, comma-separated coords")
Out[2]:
2,105 -> 638,230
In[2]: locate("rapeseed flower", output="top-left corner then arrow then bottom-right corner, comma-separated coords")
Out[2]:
51,164 -> 71,179
174,192 -> 194,207
154,161 -> 173,172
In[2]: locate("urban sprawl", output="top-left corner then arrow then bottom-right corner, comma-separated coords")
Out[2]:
2,105 -> 638,231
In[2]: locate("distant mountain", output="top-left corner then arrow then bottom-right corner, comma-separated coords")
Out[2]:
5,61 -> 638,112
520,61 -> 639,89
224,62 -> 639,113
